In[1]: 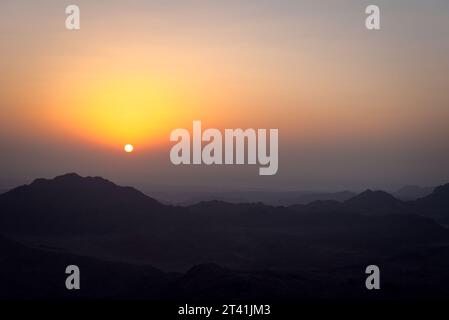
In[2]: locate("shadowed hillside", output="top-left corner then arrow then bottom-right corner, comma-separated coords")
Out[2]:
2,233 -> 449,300
0,173 -> 165,234
1,174 -> 449,300
414,183 -> 449,220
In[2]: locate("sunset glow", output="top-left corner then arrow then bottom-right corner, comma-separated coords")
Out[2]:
1,0 -> 449,190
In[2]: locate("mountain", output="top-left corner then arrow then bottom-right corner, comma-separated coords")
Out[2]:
0,173 -> 165,234
3,233 -> 449,301
289,189 -> 411,216
2,174 -> 449,301
414,183 -> 449,219
343,189 -> 406,215
394,185 -> 434,201
1,173 -> 449,273
0,234 -> 169,299
286,191 -> 355,206
150,190 -> 356,206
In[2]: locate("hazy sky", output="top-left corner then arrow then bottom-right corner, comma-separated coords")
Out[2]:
1,0 -> 449,191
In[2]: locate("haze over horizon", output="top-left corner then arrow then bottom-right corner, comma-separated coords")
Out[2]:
1,0 -> 449,191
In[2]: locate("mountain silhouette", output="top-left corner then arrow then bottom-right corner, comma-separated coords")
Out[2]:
414,183 -> 449,219
0,234 -> 171,299
1,173 -> 449,272
394,185 -> 434,201
2,233 -> 449,301
151,190 -> 356,206
0,173 -> 164,234
343,189 -> 406,215
1,173 -> 449,300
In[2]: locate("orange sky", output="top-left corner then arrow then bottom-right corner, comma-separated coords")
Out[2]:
1,0 -> 449,190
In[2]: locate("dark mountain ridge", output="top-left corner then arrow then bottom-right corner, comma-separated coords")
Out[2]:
1,173 -> 449,272
0,173 -> 165,234
414,183 -> 449,217
342,189 -> 407,215
393,185 -> 434,201
3,233 -> 449,301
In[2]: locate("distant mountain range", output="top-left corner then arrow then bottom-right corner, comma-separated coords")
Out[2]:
393,185 -> 435,201
149,189 -> 357,206
0,174 -> 447,235
141,185 -> 435,206
415,183 -> 449,220
1,173 -> 449,300
0,175 -> 436,206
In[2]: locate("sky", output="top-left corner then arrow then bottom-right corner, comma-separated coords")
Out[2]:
0,0 -> 449,192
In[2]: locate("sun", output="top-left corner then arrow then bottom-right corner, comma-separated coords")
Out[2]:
124,144 -> 134,153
